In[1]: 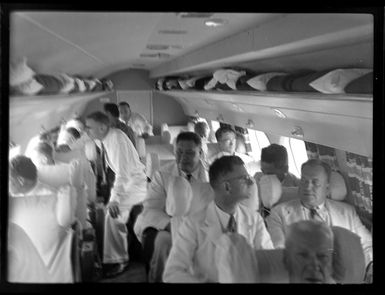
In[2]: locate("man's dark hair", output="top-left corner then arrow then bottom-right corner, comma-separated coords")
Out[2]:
118,101 -> 130,109
34,141 -> 54,159
104,103 -> 120,118
301,159 -> 332,182
215,126 -> 236,141
176,131 -> 202,147
9,155 -> 37,181
209,155 -> 244,187
66,127 -> 81,139
86,111 -> 110,126
261,144 -> 288,168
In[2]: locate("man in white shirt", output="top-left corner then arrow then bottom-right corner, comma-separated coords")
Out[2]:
85,111 -> 147,277
163,155 -> 274,283
208,126 -> 259,212
118,101 -> 153,139
134,132 -> 210,282
265,159 -> 373,278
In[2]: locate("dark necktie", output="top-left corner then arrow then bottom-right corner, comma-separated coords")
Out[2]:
227,215 -> 237,233
186,173 -> 192,182
309,207 -> 323,222
100,142 -> 108,184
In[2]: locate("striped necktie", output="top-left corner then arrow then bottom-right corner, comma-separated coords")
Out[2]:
309,207 -> 323,222
100,142 -> 108,184
227,215 -> 237,233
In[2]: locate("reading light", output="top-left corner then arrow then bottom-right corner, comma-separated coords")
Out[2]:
291,126 -> 304,138
272,108 -> 286,119
246,119 -> 255,128
204,18 -> 228,27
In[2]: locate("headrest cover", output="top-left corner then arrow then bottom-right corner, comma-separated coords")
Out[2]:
166,176 -> 192,216
65,119 -> 84,133
259,174 -> 282,209
330,171 -> 347,201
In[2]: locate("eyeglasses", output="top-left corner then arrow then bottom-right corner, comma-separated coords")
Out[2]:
223,174 -> 255,185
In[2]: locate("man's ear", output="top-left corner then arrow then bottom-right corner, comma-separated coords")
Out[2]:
224,181 -> 231,192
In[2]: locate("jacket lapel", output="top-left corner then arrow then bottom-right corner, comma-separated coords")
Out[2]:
204,202 -> 224,244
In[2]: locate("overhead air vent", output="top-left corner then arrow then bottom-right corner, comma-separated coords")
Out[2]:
158,29 -> 188,35
176,12 -> 214,18
146,44 -> 169,50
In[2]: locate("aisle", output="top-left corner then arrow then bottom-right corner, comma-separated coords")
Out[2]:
99,262 -> 147,283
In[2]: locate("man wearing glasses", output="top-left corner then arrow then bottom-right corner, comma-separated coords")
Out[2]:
163,155 -> 273,283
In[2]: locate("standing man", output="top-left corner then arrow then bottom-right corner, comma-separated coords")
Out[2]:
134,132 -> 210,282
85,111 -> 147,277
118,101 -> 153,139
265,159 -> 372,276
104,103 -> 136,149
163,155 -> 273,283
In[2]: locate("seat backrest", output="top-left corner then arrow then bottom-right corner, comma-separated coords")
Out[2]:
161,130 -> 172,144
145,152 -> 160,180
136,137 -> 146,159
206,142 -> 220,159
330,171 -> 348,201
144,135 -> 163,145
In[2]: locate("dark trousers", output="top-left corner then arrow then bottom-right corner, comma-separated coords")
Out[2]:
141,227 -> 160,273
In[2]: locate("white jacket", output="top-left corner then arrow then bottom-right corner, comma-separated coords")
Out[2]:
163,202 -> 274,283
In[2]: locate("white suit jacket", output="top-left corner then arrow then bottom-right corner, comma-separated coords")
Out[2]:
163,202 -> 274,283
266,198 -> 372,266
134,161 -> 209,241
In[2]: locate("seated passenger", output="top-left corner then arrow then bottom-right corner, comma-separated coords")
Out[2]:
134,132 -> 211,282
104,102 -> 136,149
163,155 -> 273,283
209,126 -> 259,212
254,143 -> 300,187
208,126 -> 254,167
8,155 -> 76,282
284,220 -> 335,284
118,101 -> 153,139
265,159 -> 373,275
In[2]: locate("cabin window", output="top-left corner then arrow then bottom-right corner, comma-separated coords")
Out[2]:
283,137 -> 308,178
247,129 -> 270,162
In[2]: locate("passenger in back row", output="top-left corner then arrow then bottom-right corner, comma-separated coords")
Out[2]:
134,132 -> 211,282
163,155 -> 274,283
85,111 -> 147,278
254,143 -> 300,186
118,101 -> 153,139
194,121 -> 210,166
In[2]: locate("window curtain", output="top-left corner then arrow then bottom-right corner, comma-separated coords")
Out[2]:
304,142 -> 339,169
345,152 -> 372,231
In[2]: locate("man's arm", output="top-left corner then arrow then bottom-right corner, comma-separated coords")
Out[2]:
350,208 -> 373,267
264,206 -> 286,248
163,218 -> 202,283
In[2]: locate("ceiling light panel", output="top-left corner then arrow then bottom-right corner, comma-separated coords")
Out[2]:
176,12 -> 215,18
146,44 -> 169,50
158,29 -> 188,35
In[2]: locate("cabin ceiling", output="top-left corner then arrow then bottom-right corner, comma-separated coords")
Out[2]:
9,11 -> 373,79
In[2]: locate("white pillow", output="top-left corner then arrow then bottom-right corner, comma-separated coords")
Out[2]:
246,72 -> 287,91
9,57 -> 35,86
259,174 -> 282,209
309,68 -> 372,94
329,171 -> 347,201
165,176 -> 192,217
13,78 -> 44,95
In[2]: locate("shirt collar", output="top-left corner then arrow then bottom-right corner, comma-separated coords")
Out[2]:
214,203 -> 238,230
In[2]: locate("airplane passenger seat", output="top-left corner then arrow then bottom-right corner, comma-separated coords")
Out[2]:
146,152 -> 160,182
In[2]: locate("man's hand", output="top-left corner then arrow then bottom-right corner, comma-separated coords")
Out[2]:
107,201 -> 120,219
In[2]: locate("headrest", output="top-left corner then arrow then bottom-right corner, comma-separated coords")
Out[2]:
332,226 -> 366,283
330,171 -> 347,201
56,127 -> 76,147
259,174 -> 282,209
165,176 -> 192,217
161,130 -> 171,144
